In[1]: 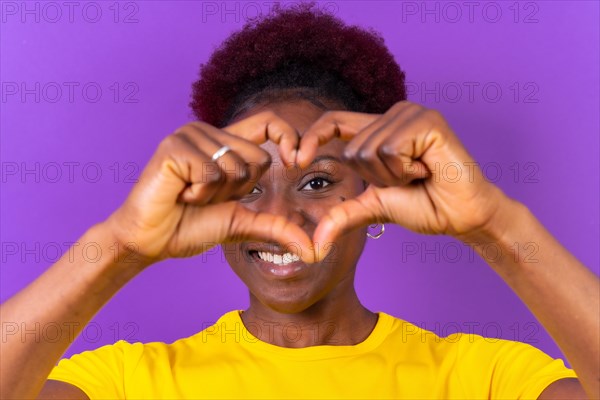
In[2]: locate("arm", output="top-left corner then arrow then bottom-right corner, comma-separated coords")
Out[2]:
298,101 -> 598,399
1,115 -> 313,399
0,226 -> 146,399
463,198 -> 598,399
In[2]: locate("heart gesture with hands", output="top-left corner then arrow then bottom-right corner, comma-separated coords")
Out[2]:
295,101 -> 508,261
106,111 -> 315,263
107,100 -> 508,265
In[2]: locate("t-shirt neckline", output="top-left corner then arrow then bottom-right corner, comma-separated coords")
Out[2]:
218,309 -> 394,360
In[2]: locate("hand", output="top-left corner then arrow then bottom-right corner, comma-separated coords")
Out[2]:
296,101 -> 509,260
105,112 -> 315,264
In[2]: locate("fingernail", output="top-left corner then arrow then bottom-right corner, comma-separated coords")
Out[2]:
312,241 -> 325,263
290,149 -> 298,165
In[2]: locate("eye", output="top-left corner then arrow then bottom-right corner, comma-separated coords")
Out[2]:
301,177 -> 331,191
239,185 -> 262,203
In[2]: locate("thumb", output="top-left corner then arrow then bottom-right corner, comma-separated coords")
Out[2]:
225,203 -> 316,263
312,187 -> 384,262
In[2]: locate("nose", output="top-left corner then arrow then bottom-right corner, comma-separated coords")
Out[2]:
266,193 -> 307,227
256,190 -> 309,230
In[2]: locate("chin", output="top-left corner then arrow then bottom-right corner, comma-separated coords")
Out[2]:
251,284 -> 326,314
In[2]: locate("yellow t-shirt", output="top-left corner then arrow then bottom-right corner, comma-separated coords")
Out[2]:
48,310 -> 576,399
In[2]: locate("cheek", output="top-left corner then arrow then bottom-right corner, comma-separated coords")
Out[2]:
303,198 -> 339,220
221,243 -> 247,271
297,192 -> 357,230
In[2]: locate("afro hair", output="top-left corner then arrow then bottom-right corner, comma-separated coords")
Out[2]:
190,2 -> 407,127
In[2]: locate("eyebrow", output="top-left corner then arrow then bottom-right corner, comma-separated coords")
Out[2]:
308,155 -> 342,167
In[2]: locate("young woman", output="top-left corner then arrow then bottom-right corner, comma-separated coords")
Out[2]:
2,4 -> 597,399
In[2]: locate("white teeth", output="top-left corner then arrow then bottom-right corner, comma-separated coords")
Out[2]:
257,251 -> 300,265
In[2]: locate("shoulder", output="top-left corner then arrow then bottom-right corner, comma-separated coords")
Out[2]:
121,310 -> 245,360
381,312 -> 577,399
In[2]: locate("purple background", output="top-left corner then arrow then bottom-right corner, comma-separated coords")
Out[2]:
1,1 -> 598,364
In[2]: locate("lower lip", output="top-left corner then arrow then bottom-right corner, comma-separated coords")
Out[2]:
250,253 -> 310,278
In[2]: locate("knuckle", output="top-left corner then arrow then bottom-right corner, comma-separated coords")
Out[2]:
319,110 -> 335,122
407,103 -> 423,113
378,144 -> 397,158
158,134 -> 182,151
409,104 -> 425,115
390,100 -> 410,110
260,109 -> 278,122
188,120 -> 212,131
390,101 -> 422,114
175,121 -> 206,135
357,148 -> 374,162
391,101 -> 409,110
341,147 -> 355,162
423,108 -> 443,122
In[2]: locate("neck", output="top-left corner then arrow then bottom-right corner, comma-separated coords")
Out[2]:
240,288 -> 378,348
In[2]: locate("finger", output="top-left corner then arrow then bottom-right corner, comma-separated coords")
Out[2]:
344,102 -> 421,155
346,120 -> 399,187
172,201 -> 315,262
378,138 -> 431,185
350,107 -> 430,186
177,151 -> 223,205
226,203 -> 316,263
190,122 -> 272,169
341,104 -> 421,186
311,187 -> 384,262
223,111 -> 299,167
296,111 -> 379,168
186,124 -> 272,198
313,183 -> 447,253
178,130 -> 248,204
372,108 -> 448,185
153,134 -> 222,206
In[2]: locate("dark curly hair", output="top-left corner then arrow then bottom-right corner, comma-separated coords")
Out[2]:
189,2 -> 406,128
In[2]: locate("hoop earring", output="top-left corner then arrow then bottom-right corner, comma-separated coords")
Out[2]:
367,223 -> 385,239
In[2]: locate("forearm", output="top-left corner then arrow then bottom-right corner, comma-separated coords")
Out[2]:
0,223 -> 150,399
463,198 -> 599,399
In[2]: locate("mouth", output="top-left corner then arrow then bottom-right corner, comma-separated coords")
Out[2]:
252,250 -> 301,265
246,245 -> 310,278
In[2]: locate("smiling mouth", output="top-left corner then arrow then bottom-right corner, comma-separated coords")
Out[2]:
247,249 -> 308,277
252,251 -> 301,265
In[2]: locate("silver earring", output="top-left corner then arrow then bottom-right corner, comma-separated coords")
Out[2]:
367,223 -> 385,239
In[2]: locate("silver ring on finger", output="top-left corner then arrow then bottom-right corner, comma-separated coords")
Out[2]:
211,145 -> 231,161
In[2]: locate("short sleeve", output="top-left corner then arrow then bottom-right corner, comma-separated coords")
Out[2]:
454,334 -> 577,399
48,340 -> 137,399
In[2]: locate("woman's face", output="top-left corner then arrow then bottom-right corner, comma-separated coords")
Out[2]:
221,99 -> 368,314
